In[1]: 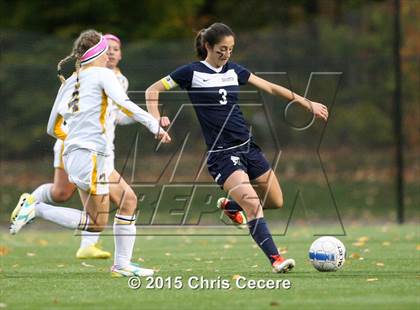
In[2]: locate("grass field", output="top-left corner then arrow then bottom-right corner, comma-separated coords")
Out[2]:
1,223 -> 419,309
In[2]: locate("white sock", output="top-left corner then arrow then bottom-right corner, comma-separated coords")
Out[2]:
35,202 -> 89,230
32,183 -> 54,203
113,214 -> 136,268
80,231 -> 100,249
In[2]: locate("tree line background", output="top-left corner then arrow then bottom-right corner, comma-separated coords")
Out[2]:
0,0 -> 418,221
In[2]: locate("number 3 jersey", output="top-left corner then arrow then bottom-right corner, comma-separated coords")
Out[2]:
161,61 -> 251,151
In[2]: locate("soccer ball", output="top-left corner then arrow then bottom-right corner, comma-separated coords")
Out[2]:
309,236 -> 346,272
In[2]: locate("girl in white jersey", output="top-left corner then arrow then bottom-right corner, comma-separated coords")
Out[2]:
10,30 -> 171,277
30,33 -> 135,260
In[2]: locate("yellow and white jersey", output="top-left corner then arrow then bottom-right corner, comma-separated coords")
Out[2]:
47,67 -> 160,156
105,71 -> 134,150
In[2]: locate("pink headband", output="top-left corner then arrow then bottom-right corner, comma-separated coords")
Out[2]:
104,33 -> 121,45
80,35 -> 108,65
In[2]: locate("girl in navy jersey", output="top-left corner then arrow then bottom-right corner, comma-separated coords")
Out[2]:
145,23 -> 328,273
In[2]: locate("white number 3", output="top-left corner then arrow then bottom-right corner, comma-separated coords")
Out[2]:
219,88 -> 227,105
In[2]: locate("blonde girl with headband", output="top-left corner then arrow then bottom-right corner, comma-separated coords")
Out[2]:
28,33 -> 136,260
10,30 -> 171,277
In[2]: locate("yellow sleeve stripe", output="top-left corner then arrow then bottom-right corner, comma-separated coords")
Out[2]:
54,115 -> 67,140
116,104 -> 134,117
99,91 -> 108,134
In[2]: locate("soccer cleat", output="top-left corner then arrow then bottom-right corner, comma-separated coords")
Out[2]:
217,198 -> 247,225
111,263 -> 155,277
10,193 -> 36,235
76,243 -> 111,259
272,255 -> 295,273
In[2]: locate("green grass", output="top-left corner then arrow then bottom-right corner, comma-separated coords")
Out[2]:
1,224 -> 419,309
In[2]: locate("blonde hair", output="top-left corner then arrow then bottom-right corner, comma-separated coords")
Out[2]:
57,30 -> 102,112
56,29 -> 102,83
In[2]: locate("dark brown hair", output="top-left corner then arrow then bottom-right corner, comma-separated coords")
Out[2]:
195,23 -> 235,60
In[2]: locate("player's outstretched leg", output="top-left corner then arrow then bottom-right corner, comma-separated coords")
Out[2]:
223,170 -> 295,273
217,197 -> 247,225
10,192 -> 92,234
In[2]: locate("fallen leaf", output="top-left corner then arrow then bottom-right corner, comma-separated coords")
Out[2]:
252,244 -> 258,249
232,274 -> 242,280
363,248 -> 370,253
223,244 -> 232,249
382,241 -> 391,246
37,239 -> 48,246
251,264 -> 258,268
416,245 -> 420,251
206,261 -> 214,264
352,242 -> 365,247
270,301 -> 280,307
137,257 -> 145,262
194,257 -> 201,261
405,234 -> 414,240
185,268 -> 192,271
279,247 -> 288,255
0,247 -> 10,256
376,262 -> 385,267
367,278 -> 378,282
358,236 -> 369,242
81,262 -> 94,268
26,252 -> 36,257
57,264 -> 65,268
165,252 -> 171,256
350,253 -> 361,259
12,264 -> 19,268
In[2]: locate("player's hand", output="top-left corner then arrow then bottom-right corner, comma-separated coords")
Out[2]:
310,101 -> 329,121
155,129 -> 171,143
159,116 -> 171,127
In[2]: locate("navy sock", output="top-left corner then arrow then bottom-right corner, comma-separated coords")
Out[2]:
226,200 -> 243,213
248,217 -> 280,264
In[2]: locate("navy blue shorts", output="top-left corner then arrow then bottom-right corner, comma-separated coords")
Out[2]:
207,141 -> 271,187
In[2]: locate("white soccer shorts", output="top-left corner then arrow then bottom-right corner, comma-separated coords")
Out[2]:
63,149 -> 110,195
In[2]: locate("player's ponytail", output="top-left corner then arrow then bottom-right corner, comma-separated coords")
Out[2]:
195,23 -> 235,60
195,28 -> 207,60
56,30 -> 102,83
57,54 -> 75,84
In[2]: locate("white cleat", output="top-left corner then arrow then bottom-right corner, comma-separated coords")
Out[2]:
111,263 -> 155,277
10,193 -> 36,235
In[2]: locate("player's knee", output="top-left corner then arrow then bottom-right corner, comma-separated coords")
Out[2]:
51,187 -> 73,202
270,196 -> 284,209
118,191 -> 138,214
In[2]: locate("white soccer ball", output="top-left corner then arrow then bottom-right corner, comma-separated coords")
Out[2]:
309,236 -> 346,272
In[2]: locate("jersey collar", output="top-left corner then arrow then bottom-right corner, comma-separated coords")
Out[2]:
200,60 -> 224,73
